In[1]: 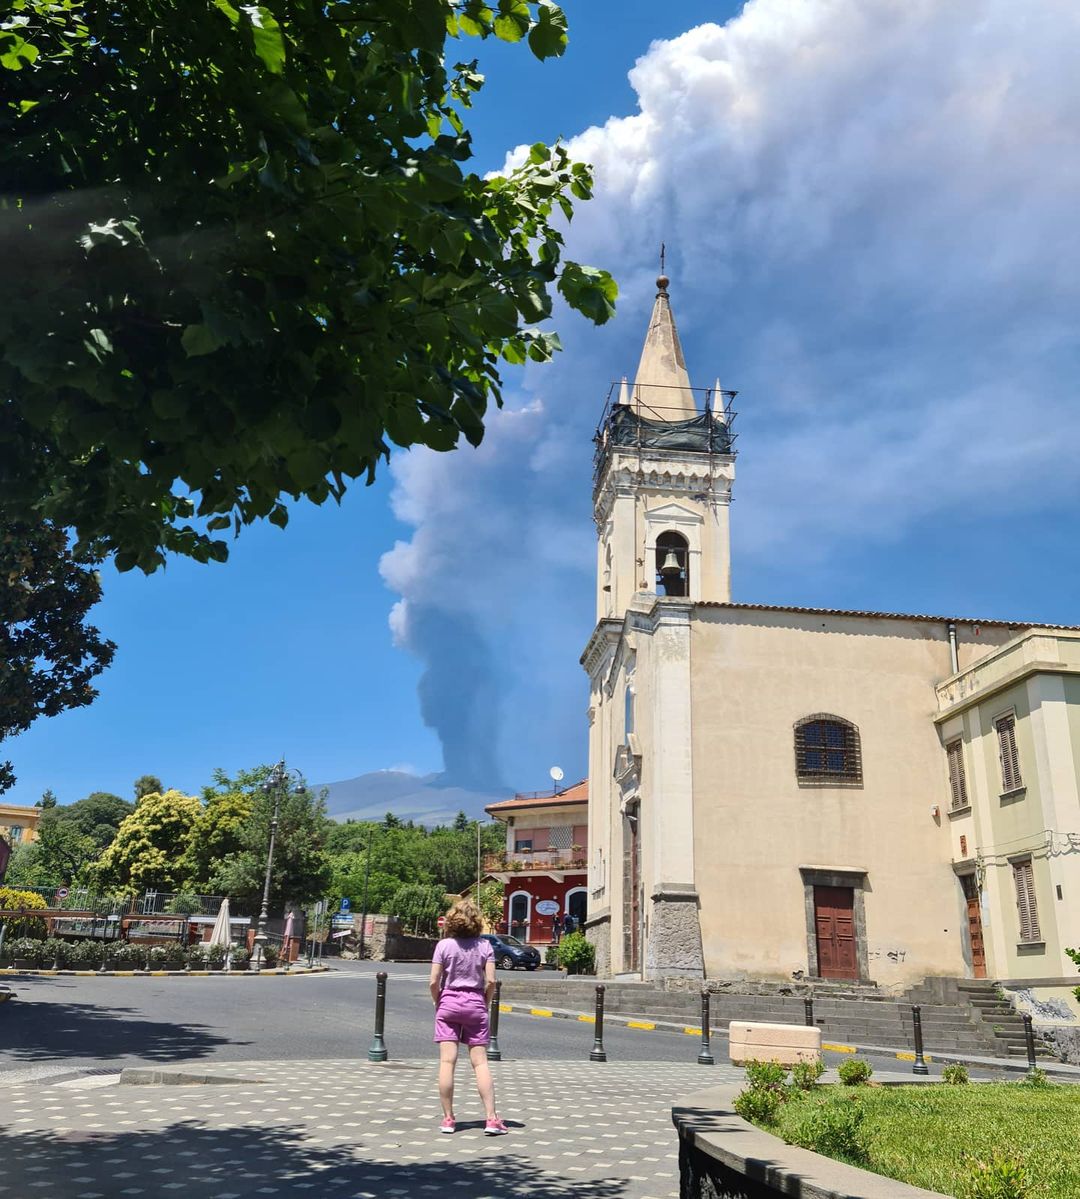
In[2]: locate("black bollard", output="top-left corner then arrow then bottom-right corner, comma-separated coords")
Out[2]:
368,970 -> 389,1062
589,984 -> 607,1062
487,980 -> 503,1061
911,1005 -> 929,1075
1022,1013 -> 1038,1075
804,997 -> 814,1027
697,990 -> 715,1066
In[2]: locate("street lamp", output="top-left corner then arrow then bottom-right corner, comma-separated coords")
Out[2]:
251,759 -> 300,971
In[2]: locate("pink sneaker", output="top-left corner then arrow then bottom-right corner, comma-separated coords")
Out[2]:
484,1116 -> 508,1136
440,1116 -> 456,1135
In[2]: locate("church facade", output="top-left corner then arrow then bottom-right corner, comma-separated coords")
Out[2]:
582,276 -> 1080,1010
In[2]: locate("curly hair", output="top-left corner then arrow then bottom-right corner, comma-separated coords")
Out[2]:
443,898 -> 483,939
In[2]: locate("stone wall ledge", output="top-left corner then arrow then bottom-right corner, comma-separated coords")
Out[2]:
673,1082 -> 945,1199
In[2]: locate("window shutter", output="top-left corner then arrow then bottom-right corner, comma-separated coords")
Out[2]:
946,741 -> 968,810
996,715 -> 1022,793
1012,860 -> 1041,942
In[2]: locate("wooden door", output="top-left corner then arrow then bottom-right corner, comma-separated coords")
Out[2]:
961,874 -> 987,979
814,886 -> 858,980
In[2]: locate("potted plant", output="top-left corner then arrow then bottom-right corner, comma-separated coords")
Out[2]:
163,944 -> 187,972
261,943 -> 279,969
187,944 -> 208,970
557,931 -> 596,976
9,937 -> 42,969
229,946 -> 251,972
42,938 -> 68,969
146,945 -> 169,970
207,943 -> 226,971
113,942 -> 145,970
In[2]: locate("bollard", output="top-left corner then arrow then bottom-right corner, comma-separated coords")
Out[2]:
911,1005 -> 929,1075
1022,1013 -> 1038,1075
804,997 -> 814,1027
589,984 -> 607,1062
697,989 -> 715,1066
368,971 -> 389,1062
487,980 -> 503,1061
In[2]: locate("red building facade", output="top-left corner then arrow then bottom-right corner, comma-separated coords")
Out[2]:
483,781 -> 588,946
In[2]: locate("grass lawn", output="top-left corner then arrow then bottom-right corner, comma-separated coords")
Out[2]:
765,1082 -> 1080,1197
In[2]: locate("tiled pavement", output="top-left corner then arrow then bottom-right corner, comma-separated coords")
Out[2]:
1,1059 -> 741,1199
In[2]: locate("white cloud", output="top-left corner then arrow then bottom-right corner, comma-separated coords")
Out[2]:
382,0 -> 1080,787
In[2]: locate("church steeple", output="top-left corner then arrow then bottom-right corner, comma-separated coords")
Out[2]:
632,275 -> 698,419
592,270 -> 737,618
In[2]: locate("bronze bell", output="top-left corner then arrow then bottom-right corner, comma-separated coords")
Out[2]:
659,551 -> 683,577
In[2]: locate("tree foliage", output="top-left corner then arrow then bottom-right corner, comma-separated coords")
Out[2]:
94,789 -> 202,892
133,775 -> 163,800
0,520 -> 115,792
33,790 -> 133,883
0,0 -> 617,573
209,768 -> 332,905
177,772 -> 254,889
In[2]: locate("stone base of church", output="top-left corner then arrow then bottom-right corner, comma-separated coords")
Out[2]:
645,885 -> 704,979
583,907 -> 611,977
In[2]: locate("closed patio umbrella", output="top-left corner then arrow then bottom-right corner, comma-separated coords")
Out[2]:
209,899 -> 232,947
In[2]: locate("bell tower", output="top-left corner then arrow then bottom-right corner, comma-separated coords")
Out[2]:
593,274 -> 736,619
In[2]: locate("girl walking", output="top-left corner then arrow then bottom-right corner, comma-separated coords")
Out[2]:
429,898 -> 507,1135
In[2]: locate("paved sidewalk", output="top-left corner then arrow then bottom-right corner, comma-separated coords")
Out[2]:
1,1058 -> 740,1199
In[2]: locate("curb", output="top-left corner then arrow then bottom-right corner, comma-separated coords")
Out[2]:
119,1067 -> 266,1086
0,966 -> 330,978
496,1001 -> 1078,1078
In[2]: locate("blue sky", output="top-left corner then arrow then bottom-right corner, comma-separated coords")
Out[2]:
10,0 -> 1080,811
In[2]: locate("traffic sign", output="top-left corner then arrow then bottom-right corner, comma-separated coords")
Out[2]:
314,900 -> 325,917
437,916 -> 446,928
339,897 -> 351,912
55,887 -> 70,900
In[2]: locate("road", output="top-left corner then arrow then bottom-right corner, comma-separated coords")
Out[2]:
0,960 -> 995,1083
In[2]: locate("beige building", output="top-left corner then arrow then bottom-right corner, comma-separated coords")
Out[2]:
0,801 -> 41,848
582,275 -> 1080,1015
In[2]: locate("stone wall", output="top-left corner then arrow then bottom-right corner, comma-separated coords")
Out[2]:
339,914 -> 437,962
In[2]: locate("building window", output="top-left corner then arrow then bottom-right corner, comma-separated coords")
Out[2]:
794,715 -> 862,784
655,531 -> 689,597
946,740 -> 969,810
8,825 -> 23,843
514,839 -> 533,853
995,713 -> 1023,794
1011,858 -> 1041,943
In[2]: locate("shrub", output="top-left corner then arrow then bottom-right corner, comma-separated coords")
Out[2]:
733,1085 -> 784,1125
545,944 -> 559,967
1023,1067 -> 1049,1088
0,888 -> 48,938
70,939 -> 104,967
744,1060 -> 789,1093
42,938 -> 69,967
7,936 -> 44,962
783,1096 -> 868,1164
187,944 -> 208,969
206,943 -> 226,969
942,1063 -> 970,1085
960,1150 -> 1031,1199
790,1058 -> 826,1091
838,1058 -> 873,1086
146,945 -> 169,968
113,942 -> 146,969
165,892 -> 202,915
230,946 -> 251,966
557,931 -> 595,975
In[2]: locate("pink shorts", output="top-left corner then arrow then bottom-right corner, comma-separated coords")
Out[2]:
434,989 -> 489,1046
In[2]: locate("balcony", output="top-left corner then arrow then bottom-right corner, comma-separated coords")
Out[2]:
484,848 -> 587,874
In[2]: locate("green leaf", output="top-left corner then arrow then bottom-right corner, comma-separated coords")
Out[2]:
558,263 -> 618,325
527,3 -> 568,59
242,6 -> 285,74
494,0 -> 530,42
181,324 -> 224,357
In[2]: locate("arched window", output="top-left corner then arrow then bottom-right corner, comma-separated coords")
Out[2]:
655,530 -> 689,597
794,715 -> 862,785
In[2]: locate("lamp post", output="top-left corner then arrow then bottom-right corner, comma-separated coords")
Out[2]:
252,760 -> 292,971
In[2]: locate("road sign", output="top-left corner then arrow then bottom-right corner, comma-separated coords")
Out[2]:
535,900 -> 560,916
339,897 -> 351,912
437,916 -> 446,928
314,900 -> 325,917
55,887 -> 70,900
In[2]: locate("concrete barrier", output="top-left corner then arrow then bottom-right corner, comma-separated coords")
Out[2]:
728,1020 -> 821,1066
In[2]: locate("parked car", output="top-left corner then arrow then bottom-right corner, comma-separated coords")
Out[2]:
482,933 -> 541,971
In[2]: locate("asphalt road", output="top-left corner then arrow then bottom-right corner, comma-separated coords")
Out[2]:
0,960 -> 992,1083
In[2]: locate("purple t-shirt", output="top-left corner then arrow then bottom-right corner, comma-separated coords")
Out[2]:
433,936 -> 493,992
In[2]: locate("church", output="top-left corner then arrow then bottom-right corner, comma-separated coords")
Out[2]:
581,274 -> 1080,1015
